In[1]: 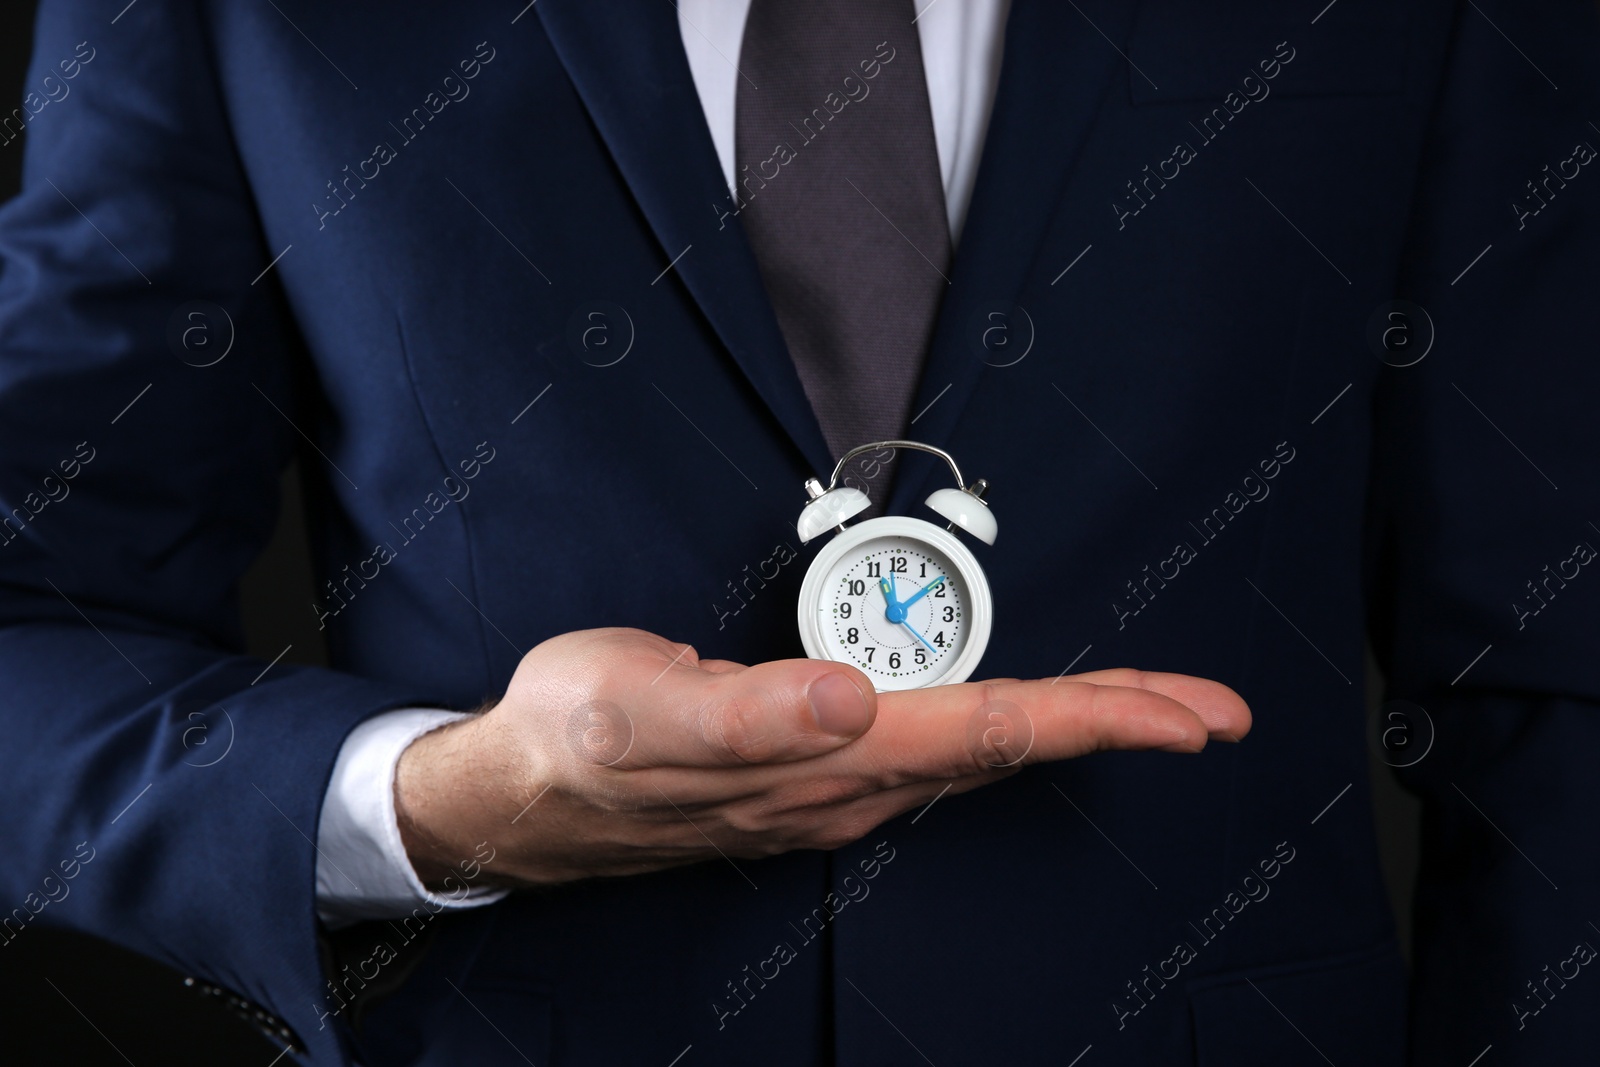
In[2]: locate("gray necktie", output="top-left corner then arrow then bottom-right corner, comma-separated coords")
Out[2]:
736,0 -> 952,503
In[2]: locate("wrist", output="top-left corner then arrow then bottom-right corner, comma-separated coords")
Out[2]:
393,711 -> 507,890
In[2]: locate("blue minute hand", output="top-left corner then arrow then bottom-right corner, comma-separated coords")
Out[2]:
900,575 -> 945,610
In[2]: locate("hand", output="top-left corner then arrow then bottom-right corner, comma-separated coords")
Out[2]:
393,628 -> 1251,889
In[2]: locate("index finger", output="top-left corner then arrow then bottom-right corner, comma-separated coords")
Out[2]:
1063,668 -> 1251,742
836,670 -> 1251,783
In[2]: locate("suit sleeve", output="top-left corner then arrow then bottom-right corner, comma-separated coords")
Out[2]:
1369,3 -> 1600,1063
0,3 -> 439,1061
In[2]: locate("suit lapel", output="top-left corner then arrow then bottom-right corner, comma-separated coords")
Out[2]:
533,0 -> 836,477
533,0 -> 1138,497
888,0 -> 1141,514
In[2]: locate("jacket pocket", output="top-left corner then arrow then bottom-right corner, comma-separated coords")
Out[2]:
1188,943 -> 1407,1066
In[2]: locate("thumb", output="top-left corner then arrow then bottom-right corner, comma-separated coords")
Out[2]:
632,657 -> 878,768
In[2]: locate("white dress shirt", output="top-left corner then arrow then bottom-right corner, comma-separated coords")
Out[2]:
315,0 -> 1011,927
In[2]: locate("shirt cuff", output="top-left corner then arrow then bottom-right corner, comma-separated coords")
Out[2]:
315,707 -> 509,928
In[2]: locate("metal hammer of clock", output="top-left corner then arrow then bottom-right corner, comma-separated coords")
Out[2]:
795,440 -> 995,691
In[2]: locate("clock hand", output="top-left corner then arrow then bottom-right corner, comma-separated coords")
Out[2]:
902,621 -> 938,655
900,575 -> 945,609
879,575 -> 909,624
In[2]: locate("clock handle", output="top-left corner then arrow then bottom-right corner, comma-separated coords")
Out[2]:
799,439 -> 997,546
823,439 -> 974,493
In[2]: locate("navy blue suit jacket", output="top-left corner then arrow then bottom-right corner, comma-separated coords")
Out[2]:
2,1 -> 1598,1064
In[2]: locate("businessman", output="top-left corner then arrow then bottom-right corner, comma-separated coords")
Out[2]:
1,1 -> 1597,1065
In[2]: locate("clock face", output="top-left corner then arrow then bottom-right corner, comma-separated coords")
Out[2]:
815,535 -> 968,688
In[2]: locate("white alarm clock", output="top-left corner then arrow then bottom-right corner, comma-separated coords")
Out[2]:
795,440 -> 996,691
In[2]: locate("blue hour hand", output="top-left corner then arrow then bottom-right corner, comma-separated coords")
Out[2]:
879,576 -> 909,623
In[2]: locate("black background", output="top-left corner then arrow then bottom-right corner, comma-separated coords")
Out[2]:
0,3 -> 1422,1061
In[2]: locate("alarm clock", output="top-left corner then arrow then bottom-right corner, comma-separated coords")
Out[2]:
795,440 -> 996,691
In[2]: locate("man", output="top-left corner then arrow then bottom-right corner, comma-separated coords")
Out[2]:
0,1 -> 1595,1065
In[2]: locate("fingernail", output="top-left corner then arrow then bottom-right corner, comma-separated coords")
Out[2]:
809,673 -> 871,738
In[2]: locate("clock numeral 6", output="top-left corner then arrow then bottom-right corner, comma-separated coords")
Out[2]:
888,652 -> 901,669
